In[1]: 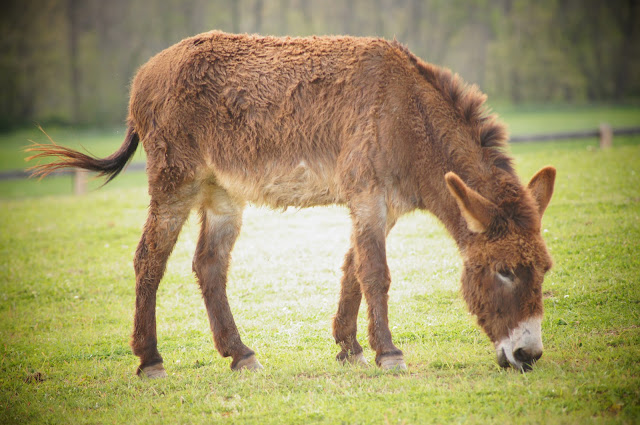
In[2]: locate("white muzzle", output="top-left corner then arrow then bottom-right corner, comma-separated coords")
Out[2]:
495,316 -> 543,371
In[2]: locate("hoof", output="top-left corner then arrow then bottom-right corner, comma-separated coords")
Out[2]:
337,351 -> 369,366
139,363 -> 167,379
232,354 -> 263,371
378,354 -> 407,371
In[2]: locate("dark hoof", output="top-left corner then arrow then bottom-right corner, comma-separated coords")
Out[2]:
377,353 -> 407,371
138,363 -> 167,379
232,354 -> 263,371
337,351 -> 369,366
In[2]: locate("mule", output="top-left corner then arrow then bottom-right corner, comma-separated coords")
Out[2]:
27,31 -> 555,377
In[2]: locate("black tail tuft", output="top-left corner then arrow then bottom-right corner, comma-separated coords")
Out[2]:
26,126 -> 140,184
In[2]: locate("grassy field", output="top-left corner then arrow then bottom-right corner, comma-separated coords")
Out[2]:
0,106 -> 639,424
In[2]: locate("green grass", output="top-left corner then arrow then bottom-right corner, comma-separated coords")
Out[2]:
1,107 -> 639,424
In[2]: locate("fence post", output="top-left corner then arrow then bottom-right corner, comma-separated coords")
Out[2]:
599,123 -> 613,149
74,168 -> 88,195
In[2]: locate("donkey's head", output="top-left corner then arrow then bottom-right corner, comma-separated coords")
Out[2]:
445,166 -> 556,371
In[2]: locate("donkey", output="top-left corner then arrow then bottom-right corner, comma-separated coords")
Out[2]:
28,31 -> 555,377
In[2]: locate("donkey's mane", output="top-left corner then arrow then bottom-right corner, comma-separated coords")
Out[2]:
391,41 -> 514,175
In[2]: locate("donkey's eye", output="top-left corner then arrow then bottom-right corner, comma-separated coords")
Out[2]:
497,268 -> 515,284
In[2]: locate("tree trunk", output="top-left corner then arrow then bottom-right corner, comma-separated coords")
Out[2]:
299,0 -> 311,30
67,0 -> 80,125
343,0 -> 354,35
278,0 -> 289,35
614,0 -> 639,100
409,0 -> 421,47
373,0 -> 384,37
254,0 -> 263,33
231,0 -> 240,33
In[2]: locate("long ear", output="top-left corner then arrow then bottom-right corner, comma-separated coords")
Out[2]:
527,166 -> 556,217
445,172 -> 497,233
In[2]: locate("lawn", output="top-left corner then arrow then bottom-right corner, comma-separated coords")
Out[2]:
0,106 -> 639,424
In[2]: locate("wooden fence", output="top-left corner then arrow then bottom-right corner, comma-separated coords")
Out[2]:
2,124 -> 639,195
509,123 -> 640,146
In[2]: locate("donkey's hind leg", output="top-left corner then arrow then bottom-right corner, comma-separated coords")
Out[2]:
193,192 -> 261,371
332,246 -> 367,365
131,197 -> 191,378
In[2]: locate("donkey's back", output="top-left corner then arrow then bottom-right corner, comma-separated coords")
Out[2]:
130,31 -> 415,209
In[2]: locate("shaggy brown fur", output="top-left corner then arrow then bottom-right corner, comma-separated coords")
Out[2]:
27,31 -> 555,374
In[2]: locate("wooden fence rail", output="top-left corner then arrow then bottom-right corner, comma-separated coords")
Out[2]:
510,124 -> 640,144
1,124 -> 639,195
0,161 -> 147,181
0,162 -> 147,195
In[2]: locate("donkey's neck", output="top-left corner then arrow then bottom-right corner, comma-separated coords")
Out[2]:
417,160 -> 484,249
388,56 -> 521,249
410,98 -> 520,250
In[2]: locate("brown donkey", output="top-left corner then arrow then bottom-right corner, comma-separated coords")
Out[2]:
28,31 -> 555,377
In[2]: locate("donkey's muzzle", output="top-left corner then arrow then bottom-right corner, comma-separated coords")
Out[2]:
496,346 -> 542,372
495,316 -> 544,372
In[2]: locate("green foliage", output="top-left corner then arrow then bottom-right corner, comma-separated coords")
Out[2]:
484,0 -> 640,103
0,109 -> 639,423
1,0 -> 639,128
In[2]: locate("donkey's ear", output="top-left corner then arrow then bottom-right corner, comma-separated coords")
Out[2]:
527,166 -> 556,217
445,172 -> 496,233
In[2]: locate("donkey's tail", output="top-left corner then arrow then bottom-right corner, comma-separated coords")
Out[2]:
25,126 -> 140,184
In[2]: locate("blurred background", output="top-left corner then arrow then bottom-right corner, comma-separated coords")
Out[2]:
1,0 -> 639,130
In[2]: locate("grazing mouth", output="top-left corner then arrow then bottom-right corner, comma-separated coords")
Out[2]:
497,347 -> 536,372
495,316 -> 544,372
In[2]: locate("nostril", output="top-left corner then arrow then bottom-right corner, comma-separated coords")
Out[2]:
513,348 -> 529,363
514,347 -> 543,365
496,348 -> 510,368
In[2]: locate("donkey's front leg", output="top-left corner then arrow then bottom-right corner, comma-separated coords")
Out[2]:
350,197 -> 406,370
333,216 -> 397,366
193,206 -> 261,371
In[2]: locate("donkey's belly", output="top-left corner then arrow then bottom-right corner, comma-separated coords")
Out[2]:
212,160 -> 342,209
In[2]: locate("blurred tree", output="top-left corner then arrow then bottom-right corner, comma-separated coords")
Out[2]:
278,0 -> 289,35
613,0 -> 639,100
254,0 -> 264,33
342,0 -> 355,35
232,0 -> 240,33
372,0 -> 384,36
298,0 -> 312,30
67,0 -> 80,124
1,0 -> 638,129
